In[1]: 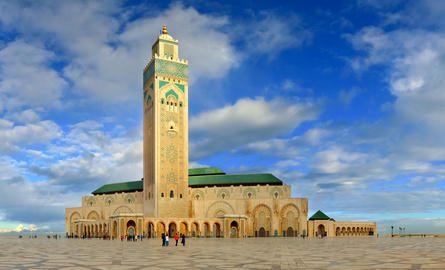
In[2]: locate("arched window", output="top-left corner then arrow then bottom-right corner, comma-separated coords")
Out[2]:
180,194 -> 182,198
161,99 -> 164,104
170,190 -> 174,198
161,193 -> 164,197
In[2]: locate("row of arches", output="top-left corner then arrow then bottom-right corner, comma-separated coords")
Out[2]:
70,219 -> 227,239
146,220 -> 222,238
335,226 -> 374,236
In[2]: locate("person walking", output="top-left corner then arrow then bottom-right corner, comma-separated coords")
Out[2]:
121,235 -> 123,241
161,233 -> 165,246
174,233 -> 179,246
181,234 -> 185,246
165,234 -> 169,246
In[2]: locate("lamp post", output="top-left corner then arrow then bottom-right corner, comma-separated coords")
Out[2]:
391,226 -> 394,237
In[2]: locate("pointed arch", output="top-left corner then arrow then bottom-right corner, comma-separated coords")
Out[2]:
206,201 -> 235,218
113,206 -> 133,215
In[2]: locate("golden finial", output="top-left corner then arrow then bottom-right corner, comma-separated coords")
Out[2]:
162,25 -> 168,34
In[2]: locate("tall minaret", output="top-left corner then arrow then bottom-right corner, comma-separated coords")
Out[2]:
142,25 -> 189,218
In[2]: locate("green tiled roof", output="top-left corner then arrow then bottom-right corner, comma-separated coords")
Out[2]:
188,167 -> 225,176
188,173 -> 282,187
91,168 -> 283,195
92,181 -> 143,195
309,210 -> 330,220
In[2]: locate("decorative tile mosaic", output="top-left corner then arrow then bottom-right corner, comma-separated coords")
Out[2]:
166,171 -> 178,183
166,144 -> 177,164
165,90 -> 179,100
155,59 -> 188,79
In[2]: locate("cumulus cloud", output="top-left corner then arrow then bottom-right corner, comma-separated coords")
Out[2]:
0,119 -> 62,154
189,97 -> 321,160
0,224 -> 37,233
0,40 -> 67,111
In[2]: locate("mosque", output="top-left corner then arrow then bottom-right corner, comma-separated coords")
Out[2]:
65,26 -> 376,238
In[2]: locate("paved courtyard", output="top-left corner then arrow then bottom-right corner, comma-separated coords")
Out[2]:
0,237 -> 444,269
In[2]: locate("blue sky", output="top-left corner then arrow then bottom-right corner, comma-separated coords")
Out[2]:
0,0 -> 444,236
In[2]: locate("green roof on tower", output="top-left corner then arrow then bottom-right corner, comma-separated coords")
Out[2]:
309,210 -> 331,220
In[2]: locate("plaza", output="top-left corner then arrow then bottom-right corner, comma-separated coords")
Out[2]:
1,237 -> 445,269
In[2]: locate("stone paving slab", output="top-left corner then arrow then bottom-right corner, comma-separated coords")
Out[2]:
0,237 -> 444,269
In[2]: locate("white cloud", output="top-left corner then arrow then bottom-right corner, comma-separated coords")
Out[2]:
0,119 -> 61,153
8,110 -> 40,124
189,97 -> 321,159
119,3 -> 239,83
0,40 -> 67,111
0,224 -> 37,233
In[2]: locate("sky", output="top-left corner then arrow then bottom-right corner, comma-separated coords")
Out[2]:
0,0 -> 444,236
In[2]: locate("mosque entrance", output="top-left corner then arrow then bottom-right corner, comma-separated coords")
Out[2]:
286,227 -> 294,237
258,227 -> 266,237
127,220 -> 136,236
230,221 -> 238,238
317,224 -> 326,237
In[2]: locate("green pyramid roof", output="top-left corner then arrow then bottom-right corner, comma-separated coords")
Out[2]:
309,210 -> 330,220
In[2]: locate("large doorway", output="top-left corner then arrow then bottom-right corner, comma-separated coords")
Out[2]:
127,220 -> 136,236
230,221 -> 238,238
286,227 -> 294,237
259,227 -> 266,237
318,224 -> 326,237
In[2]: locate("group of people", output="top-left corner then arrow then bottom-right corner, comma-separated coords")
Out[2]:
161,233 -> 185,246
120,234 -> 143,241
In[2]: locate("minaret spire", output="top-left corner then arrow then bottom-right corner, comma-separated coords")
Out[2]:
162,24 -> 168,34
